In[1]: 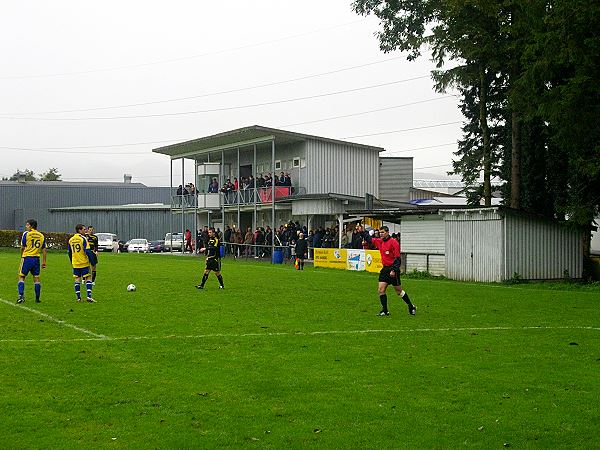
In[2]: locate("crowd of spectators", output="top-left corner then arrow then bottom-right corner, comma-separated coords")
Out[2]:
193,221 -> 399,260
175,172 -> 294,206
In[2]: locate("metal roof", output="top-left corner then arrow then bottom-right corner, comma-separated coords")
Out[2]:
413,179 -> 504,189
152,125 -> 385,158
49,203 -> 171,212
0,181 -> 148,188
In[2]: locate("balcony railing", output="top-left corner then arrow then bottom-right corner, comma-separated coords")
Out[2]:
171,187 -> 305,209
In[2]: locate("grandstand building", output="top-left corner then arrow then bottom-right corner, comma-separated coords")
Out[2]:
152,125 -> 412,245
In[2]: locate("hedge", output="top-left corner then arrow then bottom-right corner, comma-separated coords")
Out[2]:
0,230 -> 71,250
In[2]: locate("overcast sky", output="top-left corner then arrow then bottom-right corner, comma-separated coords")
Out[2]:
1,0 -> 463,186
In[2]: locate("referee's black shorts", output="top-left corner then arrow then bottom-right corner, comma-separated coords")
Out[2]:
379,266 -> 400,285
206,258 -> 221,272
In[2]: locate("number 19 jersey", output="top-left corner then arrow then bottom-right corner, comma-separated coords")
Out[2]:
68,234 -> 90,268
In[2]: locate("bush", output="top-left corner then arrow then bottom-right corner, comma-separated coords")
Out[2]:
0,230 -> 71,250
0,230 -> 20,248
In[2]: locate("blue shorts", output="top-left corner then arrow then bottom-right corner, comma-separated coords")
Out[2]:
73,267 -> 91,278
19,257 -> 40,277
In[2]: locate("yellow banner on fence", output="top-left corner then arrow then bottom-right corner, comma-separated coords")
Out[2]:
313,248 -> 347,270
365,249 -> 383,273
314,248 -> 382,273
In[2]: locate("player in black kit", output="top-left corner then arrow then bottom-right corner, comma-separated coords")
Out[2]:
86,225 -> 99,284
195,228 -> 224,290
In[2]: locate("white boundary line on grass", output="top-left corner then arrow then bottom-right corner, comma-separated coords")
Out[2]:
0,298 -> 108,340
0,324 -> 597,344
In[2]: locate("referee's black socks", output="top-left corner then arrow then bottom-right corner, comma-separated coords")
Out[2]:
400,290 -> 413,307
217,275 -> 224,287
379,294 -> 388,313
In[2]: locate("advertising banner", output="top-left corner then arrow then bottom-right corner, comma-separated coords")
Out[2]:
364,249 -> 383,273
313,248 -> 347,270
314,248 -> 382,273
346,249 -> 365,271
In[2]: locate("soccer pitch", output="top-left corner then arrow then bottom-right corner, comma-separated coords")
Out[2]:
1,249 -> 598,449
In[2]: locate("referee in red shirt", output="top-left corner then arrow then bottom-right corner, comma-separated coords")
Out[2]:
367,226 -> 416,316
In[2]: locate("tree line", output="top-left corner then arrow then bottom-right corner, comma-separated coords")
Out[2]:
353,0 -> 599,233
3,168 -> 62,182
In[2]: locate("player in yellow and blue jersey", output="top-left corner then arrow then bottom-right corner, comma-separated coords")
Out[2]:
17,219 -> 47,304
68,223 -> 96,303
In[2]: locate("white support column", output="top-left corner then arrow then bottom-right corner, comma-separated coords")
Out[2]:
338,214 -> 343,249
271,139 -> 275,261
181,158 -> 185,239
169,158 -> 174,253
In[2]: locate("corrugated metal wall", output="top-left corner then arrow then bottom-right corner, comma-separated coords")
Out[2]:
305,140 -> 379,197
444,210 -> 504,282
292,199 -> 343,216
444,209 -> 582,281
401,215 -> 446,275
47,209 -> 180,241
0,182 -> 171,231
401,215 -> 445,253
379,157 -> 413,202
505,214 -> 583,280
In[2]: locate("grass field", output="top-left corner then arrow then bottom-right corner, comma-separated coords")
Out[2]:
1,249 -> 599,449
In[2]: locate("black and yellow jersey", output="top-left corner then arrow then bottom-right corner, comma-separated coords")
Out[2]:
87,234 -> 99,252
205,237 -> 220,260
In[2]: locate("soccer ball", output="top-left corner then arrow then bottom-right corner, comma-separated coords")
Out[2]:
127,283 -> 136,292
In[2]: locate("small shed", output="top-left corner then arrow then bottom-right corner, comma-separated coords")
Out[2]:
351,206 -> 585,282
442,208 -> 583,282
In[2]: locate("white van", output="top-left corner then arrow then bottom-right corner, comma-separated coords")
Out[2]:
164,233 -> 183,251
96,233 -> 119,252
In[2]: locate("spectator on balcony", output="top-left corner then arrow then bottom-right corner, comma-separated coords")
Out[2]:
221,179 -> 234,203
257,174 -> 265,188
264,173 -> 273,187
282,172 -> 292,194
233,177 -> 239,192
208,178 -> 219,193
248,175 -> 255,202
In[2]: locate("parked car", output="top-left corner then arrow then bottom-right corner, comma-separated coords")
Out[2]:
118,240 -> 129,252
127,238 -> 150,253
96,233 -> 119,252
164,233 -> 183,252
149,240 -> 165,253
